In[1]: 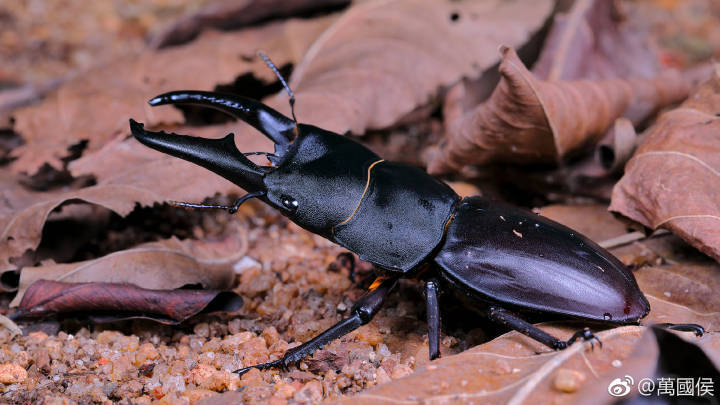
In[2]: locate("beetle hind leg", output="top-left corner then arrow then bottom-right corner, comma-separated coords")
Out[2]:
487,307 -> 600,351
656,323 -> 705,337
234,275 -> 399,376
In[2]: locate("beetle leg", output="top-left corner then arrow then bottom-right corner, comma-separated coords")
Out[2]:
657,323 -> 705,337
487,307 -> 565,349
565,328 -> 602,349
234,275 -> 399,376
487,307 -> 600,350
424,279 -> 441,360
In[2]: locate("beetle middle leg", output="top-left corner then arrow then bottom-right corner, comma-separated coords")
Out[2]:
424,279 -> 442,360
487,307 -> 601,350
234,274 -> 399,375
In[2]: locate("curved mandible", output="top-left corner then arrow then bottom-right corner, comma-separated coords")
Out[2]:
129,119 -> 267,192
148,91 -> 296,147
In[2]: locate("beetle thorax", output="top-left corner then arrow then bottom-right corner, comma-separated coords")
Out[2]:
263,125 -> 381,237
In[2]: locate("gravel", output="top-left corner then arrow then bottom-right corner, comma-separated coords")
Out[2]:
1,201 -> 462,404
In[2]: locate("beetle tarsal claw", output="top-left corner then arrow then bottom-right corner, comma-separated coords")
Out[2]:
233,359 -> 284,376
565,328 -> 602,349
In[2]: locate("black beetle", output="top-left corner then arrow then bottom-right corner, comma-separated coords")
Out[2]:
128,56 -> 697,375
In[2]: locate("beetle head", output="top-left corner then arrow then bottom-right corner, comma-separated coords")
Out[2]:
130,91 -> 379,236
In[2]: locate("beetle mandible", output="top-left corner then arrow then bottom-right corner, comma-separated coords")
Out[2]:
128,54 -> 690,375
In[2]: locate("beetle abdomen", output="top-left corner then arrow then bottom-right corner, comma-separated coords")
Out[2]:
435,197 -> 650,323
333,162 -> 459,272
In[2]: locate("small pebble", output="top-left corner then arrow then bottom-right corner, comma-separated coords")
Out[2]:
0,364 -> 27,384
553,368 -> 586,393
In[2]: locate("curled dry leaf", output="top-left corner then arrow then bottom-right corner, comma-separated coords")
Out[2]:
10,15 -> 335,175
9,232 -> 247,307
256,0 -> 554,136
1,121 -> 269,273
533,0 -> 661,81
428,47 -> 689,175
594,117 -> 637,174
610,68 -> 720,263
13,280 -> 243,324
150,0 -> 350,48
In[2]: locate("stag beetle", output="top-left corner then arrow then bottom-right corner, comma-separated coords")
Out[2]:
129,54 -> 700,375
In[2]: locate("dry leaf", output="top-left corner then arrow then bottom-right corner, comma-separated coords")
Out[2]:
533,0 -> 661,81
258,0 -> 554,136
610,68 -> 720,263
10,15 -> 335,175
13,280 -> 243,324
9,232 -> 246,307
536,204 -> 629,242
150,0 -> 350,48
428,47 -> 689,174
640,264 -> 720,331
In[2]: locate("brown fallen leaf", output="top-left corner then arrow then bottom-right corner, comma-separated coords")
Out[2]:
10,15 -> 336,175
640,264 -> 720,332
533,0 -> 661,81
150,0 -> 350,48
536,204 -> 629,242
610,67 -> 720,263
12,280 -> 243,324
9,231 -> 247,307
0,121 -> 270,273
256,0 -> 554,136
428,47 -> 689,174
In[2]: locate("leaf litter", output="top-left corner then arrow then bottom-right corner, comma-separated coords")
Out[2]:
10,14 -> 337,175
13,280 -> 243,325
611,67 -> 720,263
1,0 -> 720,404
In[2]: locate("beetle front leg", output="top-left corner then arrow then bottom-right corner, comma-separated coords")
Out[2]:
424,279 -> 441,360
234,275 -> 399,375
487,307 -> 601,350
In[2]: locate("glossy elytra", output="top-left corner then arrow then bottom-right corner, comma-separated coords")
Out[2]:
129,53 -> 701,375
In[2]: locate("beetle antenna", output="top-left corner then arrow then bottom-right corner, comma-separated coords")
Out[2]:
170,191 -> 266,214
258,51 -> 298,126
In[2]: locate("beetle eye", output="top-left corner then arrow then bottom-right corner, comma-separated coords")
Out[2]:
281,195 -> 298,212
